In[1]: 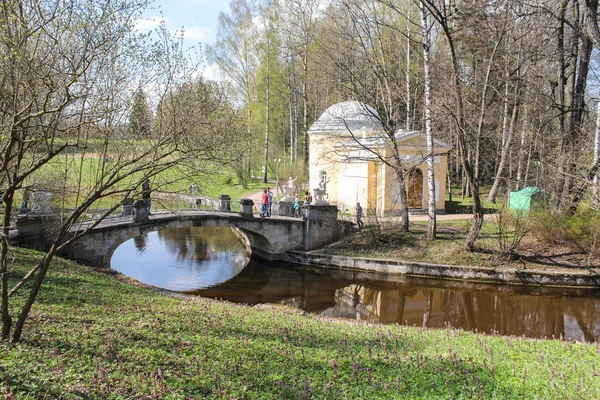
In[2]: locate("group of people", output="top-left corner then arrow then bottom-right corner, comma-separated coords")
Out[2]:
259,187 -> 274,218
260,187 -> 314,217
258,182 -> 363,230
292,191 -> 313,216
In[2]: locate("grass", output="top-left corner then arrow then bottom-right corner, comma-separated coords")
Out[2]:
327,186 -> 599,270
17,152 -> 267,215
1,247 -> 599,398
323,216 -> 599,270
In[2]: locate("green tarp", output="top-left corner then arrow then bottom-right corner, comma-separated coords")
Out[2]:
509,186 -> 543,213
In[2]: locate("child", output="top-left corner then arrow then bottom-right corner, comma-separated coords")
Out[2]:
293,193 -> 300,216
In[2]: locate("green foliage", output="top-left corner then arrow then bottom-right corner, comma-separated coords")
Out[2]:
128,88 -> 154,137
222,175 -> 234,185
1,248 -> 599,398
530,209 -> 600,263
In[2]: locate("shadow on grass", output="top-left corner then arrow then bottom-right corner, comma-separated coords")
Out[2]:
445,200 -> 496,215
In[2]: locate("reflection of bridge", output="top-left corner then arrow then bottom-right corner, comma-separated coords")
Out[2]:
58,206 -> 350,266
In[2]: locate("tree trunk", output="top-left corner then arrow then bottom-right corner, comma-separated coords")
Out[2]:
552,0 -> 569,210
515,103 -> 529,190
488,85 -> 520,203
1,190 -> 14,341
421,1 -> 436,239
11,244 -> 60,342
405,4 -> 412,130
263,72 -> 270,184
594,102 -> 600,208
302,43 -> 309,177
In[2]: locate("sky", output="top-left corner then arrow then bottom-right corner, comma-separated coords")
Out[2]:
137,0 -> 231,80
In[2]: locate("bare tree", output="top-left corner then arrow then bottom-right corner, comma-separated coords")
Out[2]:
319,0 -> 415,231
283,0 -> 322,176
0,0 -> 233,342
420,0 -> 484,250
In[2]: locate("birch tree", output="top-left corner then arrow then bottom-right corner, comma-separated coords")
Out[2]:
420,0 -> 436,239
207,0 -> 258,187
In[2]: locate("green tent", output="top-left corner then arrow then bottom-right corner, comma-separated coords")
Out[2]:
509,187 -> 544,213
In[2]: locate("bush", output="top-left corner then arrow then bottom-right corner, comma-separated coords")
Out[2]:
530,209 -> 600,263
490,206 -> 530,260
222,175 -> 234,185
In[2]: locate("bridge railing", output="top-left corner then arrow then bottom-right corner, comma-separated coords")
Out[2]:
109,196 -> 306,220
71,195 -> 357,227
162,197 -> 304,218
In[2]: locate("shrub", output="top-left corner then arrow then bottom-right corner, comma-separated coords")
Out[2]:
529,209 -> 600,264
490,206 -> 530,260
222,175 -> 234,185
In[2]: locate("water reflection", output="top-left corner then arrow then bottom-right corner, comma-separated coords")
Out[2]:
110,226 -> 250,291
195,261 -> 600,342
111,227 -> 600,342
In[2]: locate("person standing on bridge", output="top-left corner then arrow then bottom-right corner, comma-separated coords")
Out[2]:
293,193 -> 300,216
142,179 -> 151,215
267,187 -> 273,217
260,188 -> 269,218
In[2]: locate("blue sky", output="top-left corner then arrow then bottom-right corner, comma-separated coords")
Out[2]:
137,0 -> 231,78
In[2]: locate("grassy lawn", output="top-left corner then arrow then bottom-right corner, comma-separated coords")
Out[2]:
1,248 -> 599,398
19,152 -> 267,214
326,186 -> 599,271
324,217 -> 599,270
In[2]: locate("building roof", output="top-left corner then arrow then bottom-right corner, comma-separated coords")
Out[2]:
308,101 -> 383,135
334,129 -> 452,151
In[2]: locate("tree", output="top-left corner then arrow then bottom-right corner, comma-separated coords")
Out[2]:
420,0 -> 436,239
128,88 -> 154,137
0,0 -> 232,343
207,0 -> 258,187
317,0 -> 416,232
419,0 -> 484,251
283,0 -> 321,176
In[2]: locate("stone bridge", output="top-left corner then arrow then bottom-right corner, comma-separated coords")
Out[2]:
44,205 -> 351,266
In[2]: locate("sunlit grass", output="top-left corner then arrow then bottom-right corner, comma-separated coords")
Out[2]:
1,248 -> 599,398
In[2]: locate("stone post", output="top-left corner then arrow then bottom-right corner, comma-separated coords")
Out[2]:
121,199 -> 134,217
302,204 -> 341,250
239,198 -> 254,218
218,194 -> 231,212
133,200 -> 149,222
14,213 -> 59,250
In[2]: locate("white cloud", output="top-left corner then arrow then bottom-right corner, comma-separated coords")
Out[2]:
172,26 -> 213,43
135,15 -> 167,32
199,63 -> 224,82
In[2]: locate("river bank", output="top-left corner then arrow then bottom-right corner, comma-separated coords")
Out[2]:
288,251 -> 600,288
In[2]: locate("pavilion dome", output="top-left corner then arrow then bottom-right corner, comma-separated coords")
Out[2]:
308,101 -> 383,135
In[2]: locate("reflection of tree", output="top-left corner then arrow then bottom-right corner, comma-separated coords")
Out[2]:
188,260 -> 600,341
460,292 -> 476,331
423,290 -> 434,327
395,290 -> 406,324
132,234 -> 148,254
158,227 -> 207,262
551,298 -> 565,339
156,227 -> 247,265
569,305 -> 595,343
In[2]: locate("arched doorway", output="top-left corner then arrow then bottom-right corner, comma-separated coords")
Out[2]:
407,168 -> 423,208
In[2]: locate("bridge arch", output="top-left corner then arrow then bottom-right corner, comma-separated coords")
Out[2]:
61,213 -> 309,267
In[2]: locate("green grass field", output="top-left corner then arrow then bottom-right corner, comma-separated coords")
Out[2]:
1,248 -> 599,399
